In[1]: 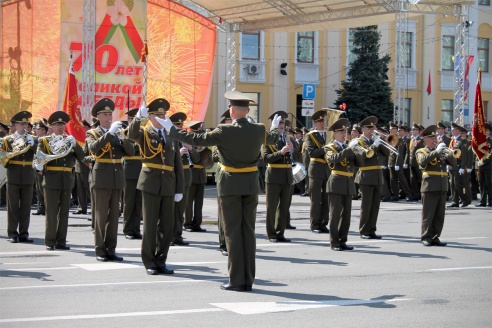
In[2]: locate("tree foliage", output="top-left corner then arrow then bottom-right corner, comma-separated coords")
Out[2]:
335,26 -> 393,126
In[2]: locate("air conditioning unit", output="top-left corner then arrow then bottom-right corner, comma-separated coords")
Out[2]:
248,64 -> 259,75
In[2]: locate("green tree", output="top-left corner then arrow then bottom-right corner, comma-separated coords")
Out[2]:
335,26 -> 393,126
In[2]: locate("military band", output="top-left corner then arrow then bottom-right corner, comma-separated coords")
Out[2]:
2,98 -> 491,292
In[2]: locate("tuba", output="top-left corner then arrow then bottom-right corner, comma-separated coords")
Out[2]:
33,134 -> 75,170
323,108 -> 346,145
0,135 -> 31,166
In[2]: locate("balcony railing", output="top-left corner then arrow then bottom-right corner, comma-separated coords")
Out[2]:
294,63 -> 320,85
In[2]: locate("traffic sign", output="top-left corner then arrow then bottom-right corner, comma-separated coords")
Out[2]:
302,84 -> 316,99
301,108 -> 314,116
302,99 -> 314,108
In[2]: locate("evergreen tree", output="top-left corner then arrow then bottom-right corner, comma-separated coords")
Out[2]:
335,26 -> 393,126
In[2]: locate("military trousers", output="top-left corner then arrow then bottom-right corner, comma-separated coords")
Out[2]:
93,188 -> 121,257
123,179 -> 142,236
34,173 -> 45,214
217,195 -> 226,251
450,170 -> 470,204
7,183 -> 33,239
44,187 -> 71,247
359,184 -> 382,235
174,185 -> 190,241
76,166 -> 90,212
308,177 -> 329,230
389,167 -> 413,198
478,169 -> 491,206
329,193 -> 352,247
220,194 -> 258,287
409,166 -> 422,198
141,191 -> 174,269
265,183 -> 291,239
421,191 -> 447,242
185,183 -> 204,228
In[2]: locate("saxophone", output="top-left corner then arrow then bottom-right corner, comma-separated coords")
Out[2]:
0,135 -> 31,166
33,134 -> 75,170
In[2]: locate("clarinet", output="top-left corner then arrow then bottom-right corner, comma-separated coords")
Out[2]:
181,142 -> 194,168
283,133 -> 296,167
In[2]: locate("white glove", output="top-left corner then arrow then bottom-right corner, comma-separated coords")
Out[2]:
26,135 -> 34,146
459,168 -> 464,175
66,135 -> 76,147
466,168 -> 472,173
436,143 -> 447,153
271,114 -> 281,129
372,136 -> 381,147
403,164 -> 408,169
395,165 -> 400,171
136,106 -> 149,119
109,121 -> 122,135
155,115 -> 174,132
478,161 -> 483,167
348,139 -> 359,150
382,165 -> 387,170
34,162 -> 44,171
174,193 -> 183,202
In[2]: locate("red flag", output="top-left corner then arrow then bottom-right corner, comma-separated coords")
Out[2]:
426,70 -> 431,95
472,70 -> 490,162
464,55 -> 474,100
63,63 -> 85,144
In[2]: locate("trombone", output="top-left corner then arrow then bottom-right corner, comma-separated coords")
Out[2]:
371,130 -> 399,155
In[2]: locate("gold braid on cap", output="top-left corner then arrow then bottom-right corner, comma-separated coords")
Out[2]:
140,129 -> 162,159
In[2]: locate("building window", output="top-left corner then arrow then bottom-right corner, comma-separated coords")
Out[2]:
478,0 -> 490,5
403,32 -> 413,68
403,98 -> 411,125
441,35 -> 455,71
243,92 -> 259,122
297,32 -> 315,63
441,99 -> 454,127
347,29 -> 357,66
478,38 -> 490,72
484,101 -> 490,124
241,31 -> 261,60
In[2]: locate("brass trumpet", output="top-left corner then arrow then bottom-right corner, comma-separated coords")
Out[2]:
441,147 -> 461,158
371,131 -> 399,155
353,144 -> 374,158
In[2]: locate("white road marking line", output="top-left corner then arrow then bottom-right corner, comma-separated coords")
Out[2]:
72,261 -> 226,271
0,277 -> 228,291
211,298 -> 412,315
0,308 -> 224,323
426,266 -> 492,272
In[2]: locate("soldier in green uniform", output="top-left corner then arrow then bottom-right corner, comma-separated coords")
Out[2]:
170,112 -> 196,246
407,123 -> 425,200
416,125 -> 456,246
262,111 -> 295,243
354,116 -> 390,239
159,91 -> 280,291
304,110 -> 330,233
129,98 -> 184,275
86,98 -> 135,262
73,119 -> 92,215
32,118 -> 49,216
122,108 -> 143,240
326,118 -> 357,251
447,123 -> 470,207
184,121 -> 208,233
35,112 -> 86,250
1,111 -> 36,243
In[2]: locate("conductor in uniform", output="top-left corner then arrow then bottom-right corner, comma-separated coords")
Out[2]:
2,111 -> 36,243
129,98 -> 184,275
160,91 -> 280,291
86,98 -> 135,261
416,125 -> 456,246
35,112 -> 86,250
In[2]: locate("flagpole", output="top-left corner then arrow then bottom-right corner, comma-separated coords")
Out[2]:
141,40 -> 148,107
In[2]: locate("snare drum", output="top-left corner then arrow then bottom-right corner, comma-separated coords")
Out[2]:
291,162 -> 307,185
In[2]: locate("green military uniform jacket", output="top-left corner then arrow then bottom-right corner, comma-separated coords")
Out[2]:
123,142 -> 142,180
305,131 -> 330,179
190,148 -> 207,184
416,147 -> 457,192
128,120 -> 184,196
1,133 -> 36,185
447,136 -> 469,171
86,127 -> 135,189
169,117 -> 278,197
262,134 -> 299,185
325,142 -> 356,195
408,137 -> 425,168
354,136 -> 389,185
37,135 -> 86,189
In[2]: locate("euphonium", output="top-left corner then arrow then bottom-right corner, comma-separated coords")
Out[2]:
33,134 -> 75,170
0,135 -> 31,166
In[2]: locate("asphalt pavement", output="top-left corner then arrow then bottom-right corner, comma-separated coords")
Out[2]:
0,185 -> 491,327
